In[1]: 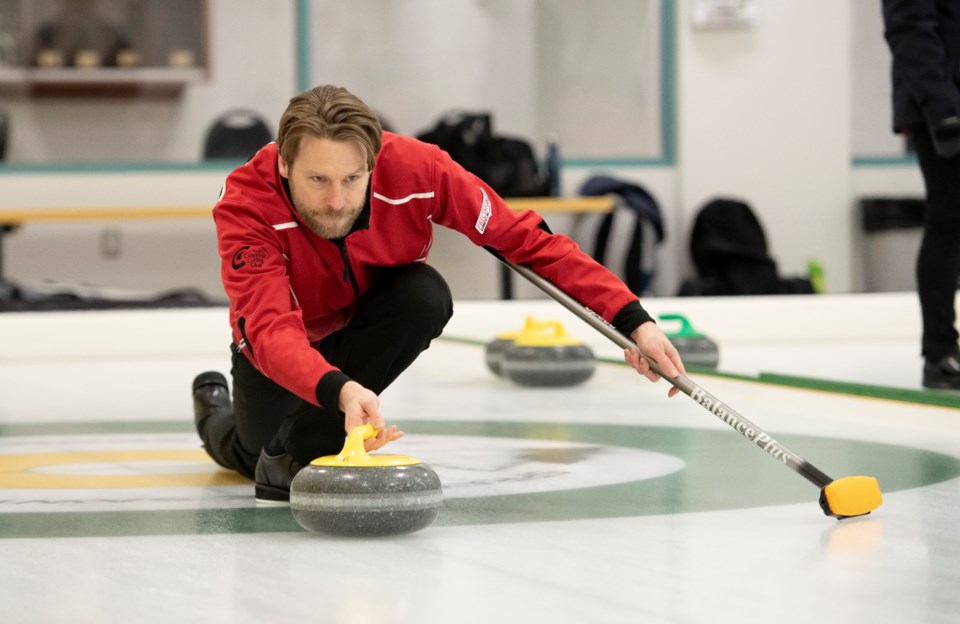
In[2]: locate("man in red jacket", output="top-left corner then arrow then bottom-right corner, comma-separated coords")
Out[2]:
193,85 -> 685,502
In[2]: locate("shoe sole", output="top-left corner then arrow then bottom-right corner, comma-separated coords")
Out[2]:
255,497 -> 290,507
255,483 -> 290,504
922,381 -> 960,391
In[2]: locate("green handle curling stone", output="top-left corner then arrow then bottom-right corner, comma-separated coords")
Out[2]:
659,313 -> 720,368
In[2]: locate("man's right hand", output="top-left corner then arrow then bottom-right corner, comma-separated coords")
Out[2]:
338,381 -> 404,451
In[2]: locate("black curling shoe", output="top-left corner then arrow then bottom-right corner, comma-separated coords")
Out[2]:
192,371 -> 234,469
192,371 -> 230,429
254,449 -> 303,504
923,350 -> 960,391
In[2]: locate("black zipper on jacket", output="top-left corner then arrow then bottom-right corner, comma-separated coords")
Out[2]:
237,316 -> 255,362
335,238 -> 360,296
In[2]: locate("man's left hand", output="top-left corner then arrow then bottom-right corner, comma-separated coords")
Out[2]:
625,322 -> 686,397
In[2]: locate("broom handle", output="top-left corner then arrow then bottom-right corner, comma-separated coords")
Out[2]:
492,253 -> 834,489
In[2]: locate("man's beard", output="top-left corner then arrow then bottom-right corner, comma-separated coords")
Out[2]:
290,189 -> 365,240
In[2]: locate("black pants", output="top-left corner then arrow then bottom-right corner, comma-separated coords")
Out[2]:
210,263 -> 453,478
914,128 -> 960,361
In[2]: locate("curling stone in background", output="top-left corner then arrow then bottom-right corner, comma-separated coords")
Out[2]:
658,313 -> 720,368
290,425 -> 442,537
485,316 -> 551,376
500,319 -> 595,387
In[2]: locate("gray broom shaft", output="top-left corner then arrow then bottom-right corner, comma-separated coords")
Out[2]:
500,257 -> 834,489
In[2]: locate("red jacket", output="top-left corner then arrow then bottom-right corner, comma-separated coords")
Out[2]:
213,132 -> 648,405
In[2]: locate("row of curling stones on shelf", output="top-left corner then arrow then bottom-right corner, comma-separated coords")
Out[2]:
485,316 -> 596,387
290,424 -> 442,537
484,313 -> 720,387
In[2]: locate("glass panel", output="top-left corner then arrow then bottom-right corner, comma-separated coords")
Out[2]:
306,0 -> 665,162
0,0 -> 667,168
535,0 -> 662,160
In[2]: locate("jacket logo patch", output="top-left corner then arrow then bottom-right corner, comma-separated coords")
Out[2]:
475,187 -> 492,234
232,246 -> 268,270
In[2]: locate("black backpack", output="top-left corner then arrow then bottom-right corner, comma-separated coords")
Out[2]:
416,112 -> 549,197
679,198 -> 814,296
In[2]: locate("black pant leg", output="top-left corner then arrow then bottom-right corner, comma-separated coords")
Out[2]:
229,343 -> 340,473
913,129 -> 960,360
318,262 -> 453,393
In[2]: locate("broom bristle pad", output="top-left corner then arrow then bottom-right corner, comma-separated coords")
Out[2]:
821,476 -> 883,518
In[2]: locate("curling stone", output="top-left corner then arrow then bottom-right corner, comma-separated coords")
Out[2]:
500,319 -> 595,387
485,316 -> 547,376
659,313 -> 720,368
290,425 -> 442,537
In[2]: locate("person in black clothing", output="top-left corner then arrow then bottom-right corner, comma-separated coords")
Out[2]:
882,0 -> 960,390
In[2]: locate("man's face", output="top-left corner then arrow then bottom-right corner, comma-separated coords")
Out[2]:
279,136 -> 371,240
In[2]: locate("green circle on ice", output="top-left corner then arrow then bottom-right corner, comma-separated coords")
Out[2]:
1,420 -> 958,537
396,421 -> 960,527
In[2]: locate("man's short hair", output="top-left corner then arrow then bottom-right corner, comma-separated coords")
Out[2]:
277,85 -> 382,170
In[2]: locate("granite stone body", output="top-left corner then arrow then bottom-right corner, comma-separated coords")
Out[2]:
290,463 -> 443,536
501,343 -> 596,387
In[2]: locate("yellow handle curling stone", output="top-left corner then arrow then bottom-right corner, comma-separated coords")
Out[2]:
485,316 -> 557,376
290,425 -> 443,536
500,318 -> 596,387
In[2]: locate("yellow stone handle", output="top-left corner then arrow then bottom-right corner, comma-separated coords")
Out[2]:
522,317 -> 567,337
336,424 -> 378,462
495,315 -> 556,340
514,316 -> 583,347
308,423 -> 421,467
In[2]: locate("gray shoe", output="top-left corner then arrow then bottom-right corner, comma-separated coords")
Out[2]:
254,449 -> 303,503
